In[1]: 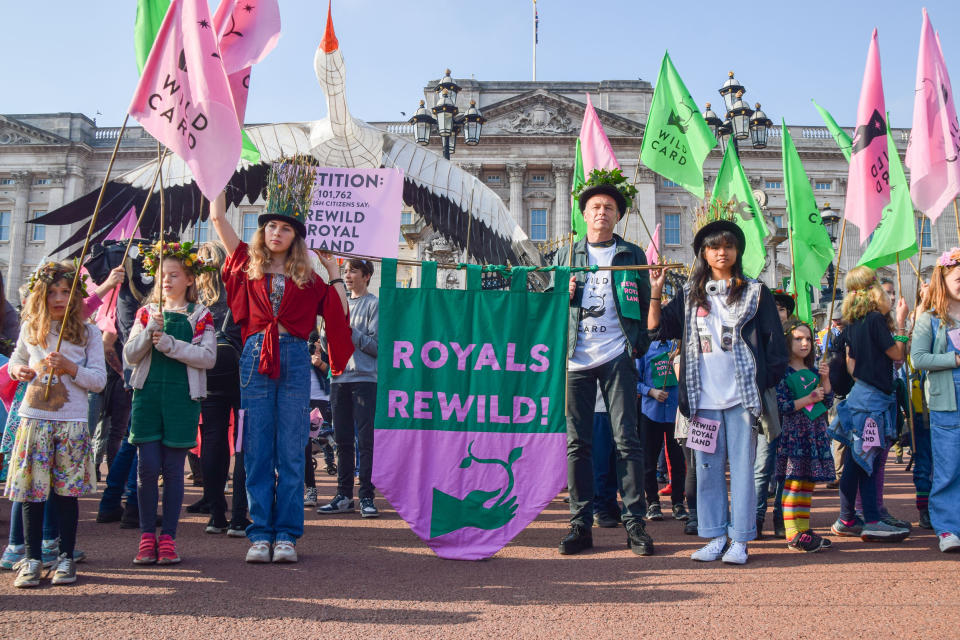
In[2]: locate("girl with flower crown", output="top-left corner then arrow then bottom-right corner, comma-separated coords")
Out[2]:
5,262 -> 106,588
209,160 -> 351,565
827,265 -> 910,543
123,242 -> 217,566
648,204 -> 787,566
910,248 -> 960,553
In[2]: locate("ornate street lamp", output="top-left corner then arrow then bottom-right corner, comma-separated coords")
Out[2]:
820,202 -> 840,243
729,91 -> 754,140
702,102 -> 722,142
719,71 -> 745,113
749,103 -> 773,149
410,100 -> 436,146
409,69 -> 484,159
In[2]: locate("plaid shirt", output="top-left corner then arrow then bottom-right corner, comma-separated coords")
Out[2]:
682,281 -> 763,419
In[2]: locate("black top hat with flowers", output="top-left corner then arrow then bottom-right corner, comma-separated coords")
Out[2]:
572,168 -> 638,218
692,198 -> 745,257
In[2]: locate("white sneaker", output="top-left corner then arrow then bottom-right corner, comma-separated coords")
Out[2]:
245,541 -> 271,563
691,535 -> 727,562
303,487 -> 318,507
721,541 -> 748,565
272,541 -> 297,563
939,533 -> 960,553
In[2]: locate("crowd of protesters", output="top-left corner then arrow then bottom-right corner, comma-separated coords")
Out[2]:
1,169 -> 958,589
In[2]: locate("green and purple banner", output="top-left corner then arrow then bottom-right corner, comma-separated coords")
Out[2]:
373,260 -> 569,560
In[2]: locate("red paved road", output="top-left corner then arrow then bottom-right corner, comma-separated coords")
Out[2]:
1,462 -> 958,639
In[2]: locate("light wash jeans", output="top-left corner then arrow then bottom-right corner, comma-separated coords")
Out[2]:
240,334 -> 311,544
929,422 -> 960,536
694,404 -> 758,542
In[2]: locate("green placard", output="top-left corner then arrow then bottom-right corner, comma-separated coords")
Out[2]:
784,368 -> 826,421
650,352 -> 678,388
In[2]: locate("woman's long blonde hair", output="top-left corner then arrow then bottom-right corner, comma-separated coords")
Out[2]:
245,228 -> 313,287
841,265 -> 891,327
922,263 -> 959,327
146,257 -> 199,305
196,242 -> 227,305
21,262 -> 89,347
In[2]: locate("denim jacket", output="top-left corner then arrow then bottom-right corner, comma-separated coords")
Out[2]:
910,310 -> 960,412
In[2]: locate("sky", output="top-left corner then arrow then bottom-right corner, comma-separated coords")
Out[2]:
4,0 -> 960,130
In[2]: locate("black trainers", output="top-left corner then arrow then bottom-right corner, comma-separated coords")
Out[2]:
881,513 -> 912,530
672,503 -> 689,521
359,498 -> 380,518
96,506 -> 124,524
645,503 -> 663,521
787,530 -> 826,553
317,494 -> 355,514
227,519 -> 251,538
919,508 -> 933,530
755,516 -> 765,540
558,524 -> 593,555
119,504 -> 140,529
594,511 -> 620,528
186,498 -> 211,514
626,520 -> 655,556
773,511 -> 786,538
684,517 -> 698,535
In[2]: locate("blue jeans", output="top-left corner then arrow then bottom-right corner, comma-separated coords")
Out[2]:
754,434 -> 783,521
98,436 -> 138,514
912,415 -> 933,497
591,411 -> 619,516
136,441 -> 188,538
694,404 -> 758,542
930,422 -> 960,535
240,334 -> 310,544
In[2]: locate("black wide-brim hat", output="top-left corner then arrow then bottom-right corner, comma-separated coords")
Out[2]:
692,219 -> 745,257
772,291 -> 796,316
578,184 -> 627,217
258,213 -> 307,239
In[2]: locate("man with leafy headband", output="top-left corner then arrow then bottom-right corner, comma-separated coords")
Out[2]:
551,169 -> 654,556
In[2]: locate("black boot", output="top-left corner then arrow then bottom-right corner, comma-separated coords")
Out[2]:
558,524 -> 593,555
626,520 -> 655,556
773,511 -> 786,538
755,516 -> 765,540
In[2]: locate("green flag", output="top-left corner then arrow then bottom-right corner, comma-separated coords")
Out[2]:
640,52 -> 717,198
711,142 -> 768,278
786,277 -> 814,324
570,139 -> 587,241
783,120 -> 834,321
241,131 -> 261,164
134,0 -> 171,75
811,99 -> 852,162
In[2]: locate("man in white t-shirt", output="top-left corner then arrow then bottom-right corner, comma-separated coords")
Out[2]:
551,171 -> 653,557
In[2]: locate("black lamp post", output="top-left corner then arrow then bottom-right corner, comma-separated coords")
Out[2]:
408,69 -> 485,160
820,202 -> 843,301
704,71 -> 772,154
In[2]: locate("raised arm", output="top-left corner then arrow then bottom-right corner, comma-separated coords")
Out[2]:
209,191 -> 240,256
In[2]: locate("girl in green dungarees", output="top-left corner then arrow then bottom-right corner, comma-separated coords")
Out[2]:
123,242 -> 217,566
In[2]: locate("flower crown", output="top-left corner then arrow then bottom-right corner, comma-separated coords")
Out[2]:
27,260 -> 89,298
571,168 -> 638,211
692,197 -> 738,233
142,240 -> 218,277
772,288 -> 797,300
937,248 -> 960,268
264,156 -> 317,219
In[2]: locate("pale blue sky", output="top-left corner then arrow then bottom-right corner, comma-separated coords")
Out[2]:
4,1 -> 960,129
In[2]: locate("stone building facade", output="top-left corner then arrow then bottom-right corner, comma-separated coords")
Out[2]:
2,78 -> 956,317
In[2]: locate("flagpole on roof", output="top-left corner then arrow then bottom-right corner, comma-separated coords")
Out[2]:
44,114 -> 130,400
532,0 -> 537,81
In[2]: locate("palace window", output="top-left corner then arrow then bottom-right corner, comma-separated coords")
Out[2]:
765,181 -> 782,189
0,179 -> 14,186
34,178 -> 50,186
31,210 -> 46,242
917,216 -> 932,249
664,212 -> 681,245
399,210 -> 412,241
531,174 -> 546,183
242,212 -> 259,243
485,174 -> 501,184
814,181 -> 831,190
662,179 -> 680,188
0,211 -> 10,241
529,208 -> 548,242
771,213 -> 784,229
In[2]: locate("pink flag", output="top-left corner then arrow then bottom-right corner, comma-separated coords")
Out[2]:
213,0 -> 281,75
579,93 -> 620,173
128,0 -> 241,200
227,67 -> 251,127
105,206 -> 140,242
645,223 -> 661,265
905,9 -> 960,223
846,29 -> 891,242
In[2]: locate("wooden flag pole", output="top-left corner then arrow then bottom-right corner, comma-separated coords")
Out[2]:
565,230 -> 574,417
895,252 -> 903,299
44,114 -> 130,400
954,199 -> 960,245
157,143 -> 166,313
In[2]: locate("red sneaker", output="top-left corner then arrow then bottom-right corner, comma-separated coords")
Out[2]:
658,485 -> 671,496
134,533 -> 157,564
156,534 -> 181,565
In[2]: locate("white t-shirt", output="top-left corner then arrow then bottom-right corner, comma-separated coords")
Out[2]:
569,244 -> 627,371
696,293 -> 738,410
310,368 -> 329,402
